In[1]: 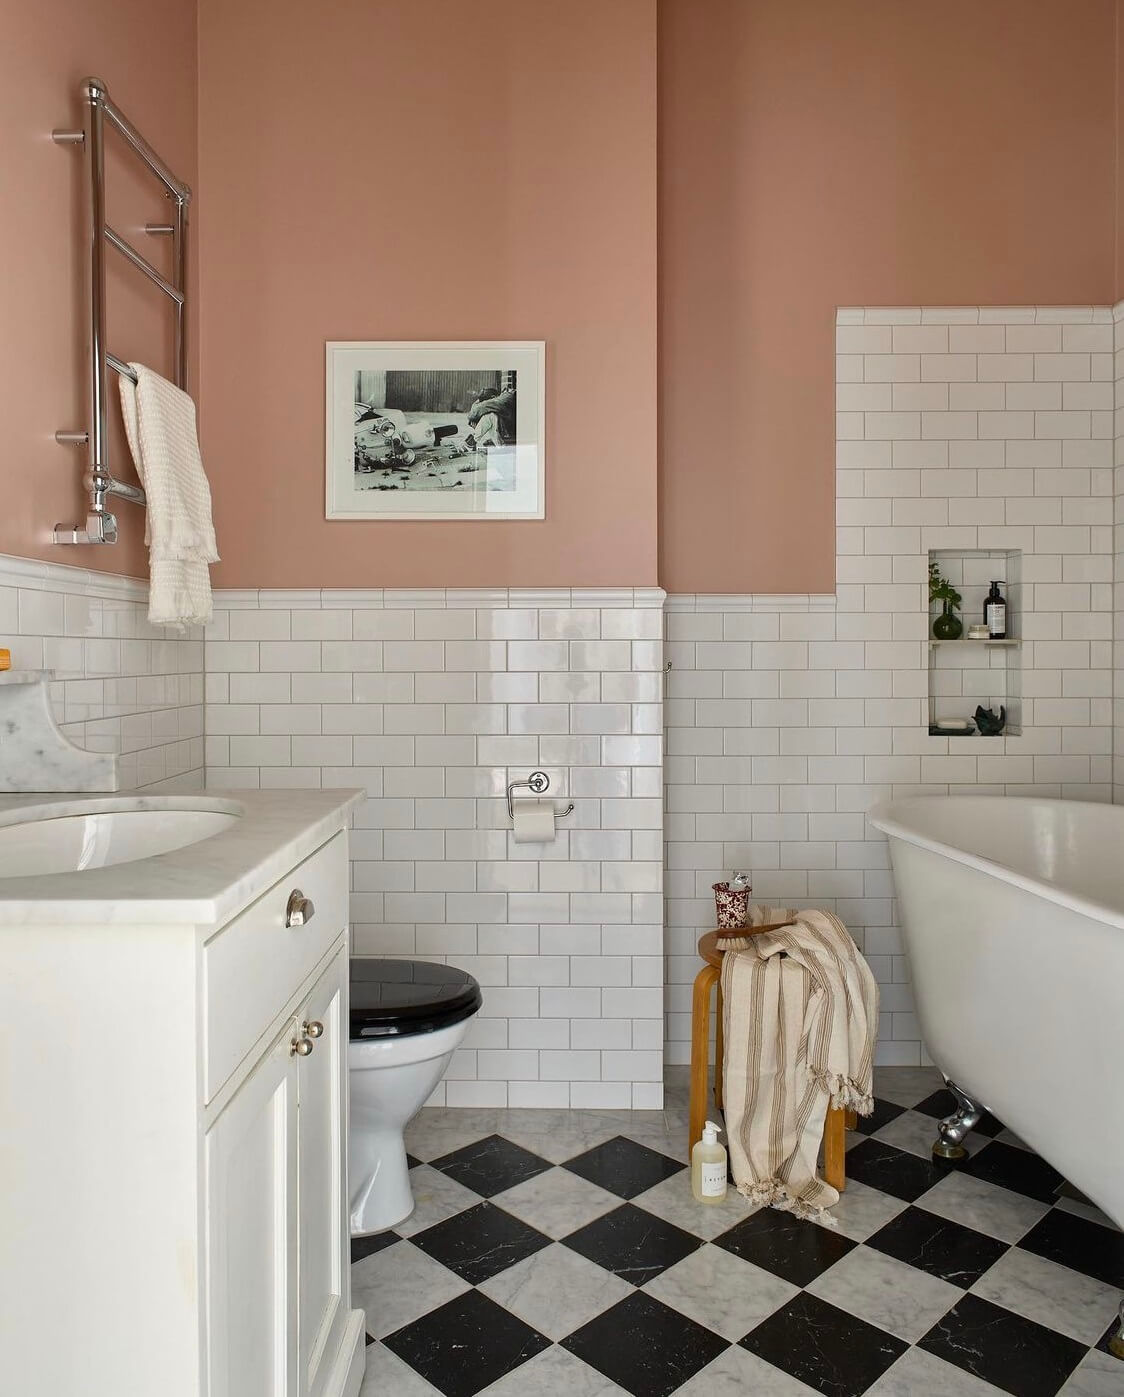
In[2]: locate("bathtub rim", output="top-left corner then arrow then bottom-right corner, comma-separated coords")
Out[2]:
869,794 -> 1124,934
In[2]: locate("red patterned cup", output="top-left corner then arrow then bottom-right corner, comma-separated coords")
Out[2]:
712,881 -> 751,929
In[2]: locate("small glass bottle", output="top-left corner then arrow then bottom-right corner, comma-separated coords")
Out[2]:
691,1120 -> 728,1204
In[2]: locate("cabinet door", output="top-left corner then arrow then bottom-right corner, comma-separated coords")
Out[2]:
297,949 -> 350,1397
206,1026 -> 300,1397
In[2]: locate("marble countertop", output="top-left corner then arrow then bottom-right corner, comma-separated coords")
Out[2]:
0,788 -> 364,926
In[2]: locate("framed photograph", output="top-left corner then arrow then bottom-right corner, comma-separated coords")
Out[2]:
326,340 -> 545,520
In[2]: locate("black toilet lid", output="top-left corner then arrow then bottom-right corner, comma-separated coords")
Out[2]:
350,958 -> 482,1038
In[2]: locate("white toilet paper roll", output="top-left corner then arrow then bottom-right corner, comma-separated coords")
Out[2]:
511,798 -> 556,843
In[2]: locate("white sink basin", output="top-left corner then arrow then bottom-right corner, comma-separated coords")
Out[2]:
0,799 -> 243,877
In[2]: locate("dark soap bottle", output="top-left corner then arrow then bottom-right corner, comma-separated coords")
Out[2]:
985,581 -> 1006,640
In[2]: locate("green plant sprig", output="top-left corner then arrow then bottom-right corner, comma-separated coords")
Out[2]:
928,561 -> 962,610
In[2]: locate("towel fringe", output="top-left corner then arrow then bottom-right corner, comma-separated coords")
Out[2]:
809,1067 -> 874,1117
736,1178 -> 839,1227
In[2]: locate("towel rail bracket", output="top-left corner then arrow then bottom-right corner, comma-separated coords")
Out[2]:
54,514 -> 118,547
52,76 -> 190,546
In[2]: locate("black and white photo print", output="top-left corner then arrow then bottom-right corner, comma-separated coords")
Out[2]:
326,343 -> 545,519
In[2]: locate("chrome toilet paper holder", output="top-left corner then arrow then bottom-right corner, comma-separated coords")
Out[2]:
506,770 -> 574,823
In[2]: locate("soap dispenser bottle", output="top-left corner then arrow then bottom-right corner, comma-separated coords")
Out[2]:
984,581 -> 1007,640
691,1120 -> 728,1204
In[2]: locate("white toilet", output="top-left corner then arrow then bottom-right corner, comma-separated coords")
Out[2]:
348,957 -> 482,1235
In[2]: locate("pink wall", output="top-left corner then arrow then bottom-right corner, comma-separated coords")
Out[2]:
659,0 -> 1119,595
197,0 -> 658,589
5,1 -> 1118,591
0,0 -> 197,576
1117,0 -> 1124,300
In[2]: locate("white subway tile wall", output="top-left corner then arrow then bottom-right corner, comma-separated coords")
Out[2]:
665,305 -> 1115,1070
204,588 -> 666,1109
0,555 -> 204,790
1114,300 -> 1124,802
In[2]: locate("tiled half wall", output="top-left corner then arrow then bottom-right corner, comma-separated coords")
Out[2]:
1113,301 -> 1124,803
203,588 -> 665,1109
666,303 -> 1115,1070
0,554 -> 204,791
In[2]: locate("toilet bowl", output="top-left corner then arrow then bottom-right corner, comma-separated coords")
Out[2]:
348,957 -> 482,1235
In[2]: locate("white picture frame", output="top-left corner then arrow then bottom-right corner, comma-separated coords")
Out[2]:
325,340 -> 546,520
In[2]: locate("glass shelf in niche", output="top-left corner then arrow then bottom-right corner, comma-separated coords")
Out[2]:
928,638 -> 1021,647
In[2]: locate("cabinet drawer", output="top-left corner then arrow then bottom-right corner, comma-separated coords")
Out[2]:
203,833 -> 348,1101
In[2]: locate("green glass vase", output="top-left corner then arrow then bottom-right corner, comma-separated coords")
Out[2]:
932,600 -> 963,640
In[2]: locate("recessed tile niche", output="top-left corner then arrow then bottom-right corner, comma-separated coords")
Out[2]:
928,549 -> 1022,737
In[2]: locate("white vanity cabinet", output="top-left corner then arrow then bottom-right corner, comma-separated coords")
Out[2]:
206,949 -> 351,1397
0,798 -> 366,1397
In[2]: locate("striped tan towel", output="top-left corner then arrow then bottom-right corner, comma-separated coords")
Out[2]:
720,905 -> 878,1223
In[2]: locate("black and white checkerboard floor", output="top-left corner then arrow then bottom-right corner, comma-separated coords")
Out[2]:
351,1068 -> 1123,1396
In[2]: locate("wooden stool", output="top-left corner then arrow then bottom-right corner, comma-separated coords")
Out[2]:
689,929 -> 854,1192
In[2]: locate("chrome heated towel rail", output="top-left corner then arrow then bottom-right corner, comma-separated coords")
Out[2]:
52,77 -> 192,545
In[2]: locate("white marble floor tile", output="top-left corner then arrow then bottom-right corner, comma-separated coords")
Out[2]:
492,1167 -> 619,1239
394,1165 -> 483,1238
405,1108 -> 501,1162
970,1248 -> 1124,1346
496,1109 -> 623,1164
866,1344 -> 1004,1396
643,1244 -> 799,1342
351,1239 -> 469,1339
478,1243 -> 632,1341
915,1170 -> 1050,1244
1058,1348 -> 1124,1396
631,1171 -> 754,1240
806,1244 -> 963,1343
480,1343 -> 627,1394
828,1178 -> 911,1243
673,1345 -> 819,1395
872,1067 -> 944,1107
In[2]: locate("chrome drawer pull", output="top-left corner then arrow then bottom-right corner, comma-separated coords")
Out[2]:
285,889 -> 315,927
290,1036 -> 314,1057
304,1020 -> 324,1039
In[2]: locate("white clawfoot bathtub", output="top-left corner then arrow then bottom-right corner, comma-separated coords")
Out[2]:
870,795 -> 1124,1229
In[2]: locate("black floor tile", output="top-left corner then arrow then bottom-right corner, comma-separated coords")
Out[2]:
912,1089 -> 1004,1137
561,1290 -> 728,1397
918,1294 -> 1085,1397
410,1201 -> 552,1286
836,1138 -> 951,1202
852,1098 -> 907,1136
963,1141 -> 1066,1204
350,1230 -> 399,1264
561,1203 -> 702,1286
407,1152 -> 421,1169
1019,1208 -> 1124,1289
383,1290 -> 550,1397
563,1135 -> 684,1199
431,1134 -> 553,1198
712,1206 -> 856,1288
865,1205 -> 1008,1287
365,1331 -> 375,1347
740,1291 -> 907,1396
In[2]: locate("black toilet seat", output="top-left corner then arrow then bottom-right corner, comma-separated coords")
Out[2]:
349,958 -> 482,1039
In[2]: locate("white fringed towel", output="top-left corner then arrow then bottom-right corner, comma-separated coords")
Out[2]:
719,905 -> 878,1223
119,364 -> 218,626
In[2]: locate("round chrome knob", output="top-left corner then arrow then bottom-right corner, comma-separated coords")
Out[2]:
290,1036 -> 314,1057
285,889 -> 315,927
304,1020 -> 324,1039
